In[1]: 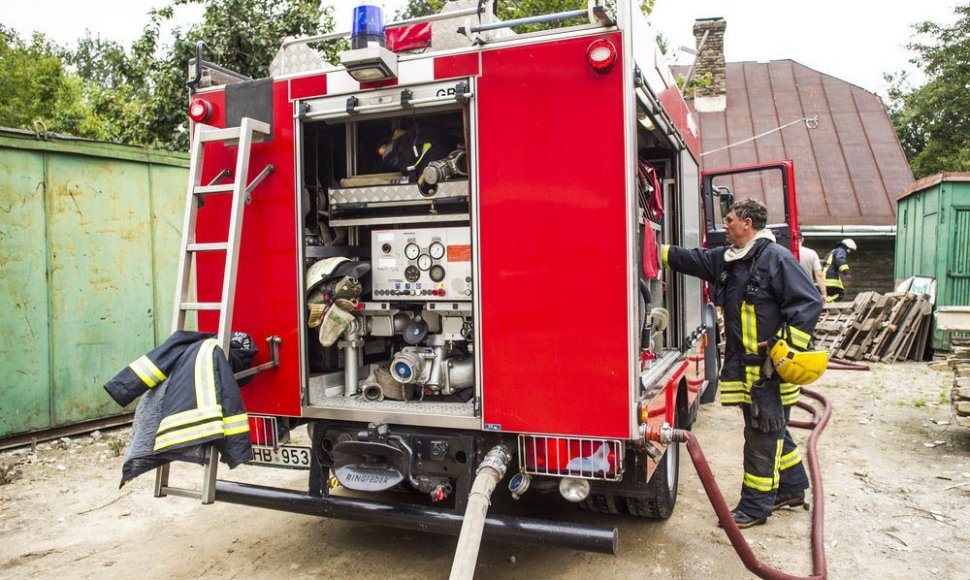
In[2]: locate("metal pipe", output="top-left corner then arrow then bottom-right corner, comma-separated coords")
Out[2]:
464,9 -> 590,34
647,387 -> 831,580
450,445 -> 511,580
281,7 -> 484,49
343,325 -> 362,397
213,480 -> 618,554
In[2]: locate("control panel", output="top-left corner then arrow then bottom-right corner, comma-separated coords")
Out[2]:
371,227 -> 472,301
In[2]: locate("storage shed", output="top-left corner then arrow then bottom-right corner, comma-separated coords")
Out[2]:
0,128 -> 188,441
895,173 -> 970,350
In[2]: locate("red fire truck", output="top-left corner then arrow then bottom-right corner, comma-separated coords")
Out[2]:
160,0 -> 803,558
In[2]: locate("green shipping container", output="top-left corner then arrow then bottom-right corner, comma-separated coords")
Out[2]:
0,129 -> 188,439
895,173 -> 970,350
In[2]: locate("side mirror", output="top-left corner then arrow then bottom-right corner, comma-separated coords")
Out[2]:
713,186 -> 734,220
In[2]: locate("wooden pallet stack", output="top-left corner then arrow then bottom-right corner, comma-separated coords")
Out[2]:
813,291 -> 933,362
950,338 -> 970,428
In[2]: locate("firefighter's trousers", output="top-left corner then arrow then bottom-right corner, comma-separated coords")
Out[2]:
737,405 -> 809,519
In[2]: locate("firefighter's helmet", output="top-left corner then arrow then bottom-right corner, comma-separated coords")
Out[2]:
841,238 -> 857,252
769,340 -> 829,385
307,257 -> 350,294
306,257 -> 371,295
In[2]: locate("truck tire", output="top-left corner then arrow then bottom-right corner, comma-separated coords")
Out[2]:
579,440 -> 680,519
627,439 -> 679,518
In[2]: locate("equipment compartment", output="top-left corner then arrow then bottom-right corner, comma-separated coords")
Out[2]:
298,92 -> 477,426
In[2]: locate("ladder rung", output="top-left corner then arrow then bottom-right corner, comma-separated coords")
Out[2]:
181,302 -> 222,311
194,184 -> 235,195
200,127 -> 241,143
187,242 -> 229,252
199,120 -> 271,144
159,486 -> 204,500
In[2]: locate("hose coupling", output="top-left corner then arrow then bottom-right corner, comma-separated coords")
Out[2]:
477,444 -> 512,479
642,422 -> 689,445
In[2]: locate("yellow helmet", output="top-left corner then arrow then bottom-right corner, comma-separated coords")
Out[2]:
769,340 -> 829,385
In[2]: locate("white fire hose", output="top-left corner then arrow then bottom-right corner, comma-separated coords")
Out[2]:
449,445 -> 512,580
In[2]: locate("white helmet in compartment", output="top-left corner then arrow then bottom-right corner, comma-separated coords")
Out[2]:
306,257 -> 372,295
306,257 -> 351,294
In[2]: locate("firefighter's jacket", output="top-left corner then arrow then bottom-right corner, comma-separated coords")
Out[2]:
663,239 -> 822,407
104,331 -> 252,486
822,245 -> 851,289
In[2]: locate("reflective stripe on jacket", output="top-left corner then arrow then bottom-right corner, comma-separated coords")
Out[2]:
664,239 -> 822,407
104,331 -> 253,486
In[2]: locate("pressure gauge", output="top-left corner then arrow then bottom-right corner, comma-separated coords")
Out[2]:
405,265 -> 420,282
429,241 -> 445,260
417,254 -> 433,271
429,264 -> 446,282
405,243 -> 420,260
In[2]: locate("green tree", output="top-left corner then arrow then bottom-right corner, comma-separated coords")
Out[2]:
127,0 -> 338,150
394,0 -> 446,19
888,4 -> 970,178
0,27 -> 102,138
51,0 -> 339,150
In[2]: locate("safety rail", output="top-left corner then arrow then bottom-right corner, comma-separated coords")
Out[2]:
518,435 -> 625,481
278,1 -> 615,74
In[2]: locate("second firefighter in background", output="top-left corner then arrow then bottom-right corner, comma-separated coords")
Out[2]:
662,199 -> 823,528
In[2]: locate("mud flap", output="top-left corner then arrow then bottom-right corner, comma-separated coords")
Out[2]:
332,440 -> 408,491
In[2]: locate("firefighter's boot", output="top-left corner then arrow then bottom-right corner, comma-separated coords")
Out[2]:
719,508 -> 768,529
773,489 -> 808,510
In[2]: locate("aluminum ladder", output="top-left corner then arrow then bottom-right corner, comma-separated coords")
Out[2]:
154,117 -> 273,504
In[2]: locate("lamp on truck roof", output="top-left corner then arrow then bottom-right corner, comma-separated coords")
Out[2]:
340,4 -> 398,82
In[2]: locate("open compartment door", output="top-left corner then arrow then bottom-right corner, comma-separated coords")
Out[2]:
701,160 -> 800,257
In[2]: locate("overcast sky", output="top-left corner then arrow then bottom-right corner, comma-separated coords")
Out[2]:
1,1 -> 959,96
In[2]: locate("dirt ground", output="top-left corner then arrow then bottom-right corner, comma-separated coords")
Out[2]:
1,361 -> 968,579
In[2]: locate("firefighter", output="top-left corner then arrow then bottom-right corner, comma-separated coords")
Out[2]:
662,199 -> 823,528
822,238 -> 856,302
798,241 -> 827,300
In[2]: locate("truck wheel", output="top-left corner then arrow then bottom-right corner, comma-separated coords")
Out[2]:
579,492 -> 622,515
578,441 -> 680,519
627,439 -> 679,518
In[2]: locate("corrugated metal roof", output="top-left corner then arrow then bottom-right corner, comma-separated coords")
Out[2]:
897,172 -> 970,201
677,60 -> 914,226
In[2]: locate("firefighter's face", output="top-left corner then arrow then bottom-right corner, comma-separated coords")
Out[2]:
723,210 -> 754,247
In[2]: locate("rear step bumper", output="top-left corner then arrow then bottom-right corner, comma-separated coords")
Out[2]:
215,480 -> 618,555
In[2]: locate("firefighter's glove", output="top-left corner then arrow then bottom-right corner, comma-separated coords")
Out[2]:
750,378 -> 785,433
307,303 -> 328,328
319,303 -> 355,347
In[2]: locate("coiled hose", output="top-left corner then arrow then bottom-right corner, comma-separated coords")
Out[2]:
648,387 -> 831,580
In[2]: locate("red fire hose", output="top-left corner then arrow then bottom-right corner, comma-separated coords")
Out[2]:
827,358 -> 870,371
647,387 -> 831,580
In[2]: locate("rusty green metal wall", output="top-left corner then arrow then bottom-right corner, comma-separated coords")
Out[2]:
895,177 -> 970,350
0,131 -> 188,438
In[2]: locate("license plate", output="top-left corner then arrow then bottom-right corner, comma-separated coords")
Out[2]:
251,445 -> 312,469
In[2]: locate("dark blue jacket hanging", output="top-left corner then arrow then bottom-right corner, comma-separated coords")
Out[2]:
104,331 -> 252,487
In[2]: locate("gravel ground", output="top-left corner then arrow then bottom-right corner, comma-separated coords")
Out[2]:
1,361 -> 967,579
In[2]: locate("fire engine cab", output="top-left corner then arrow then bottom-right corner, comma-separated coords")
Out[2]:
157,0 -> 789,560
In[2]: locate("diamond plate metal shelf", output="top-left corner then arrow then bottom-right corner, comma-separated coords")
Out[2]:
329,179 -> 468,212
